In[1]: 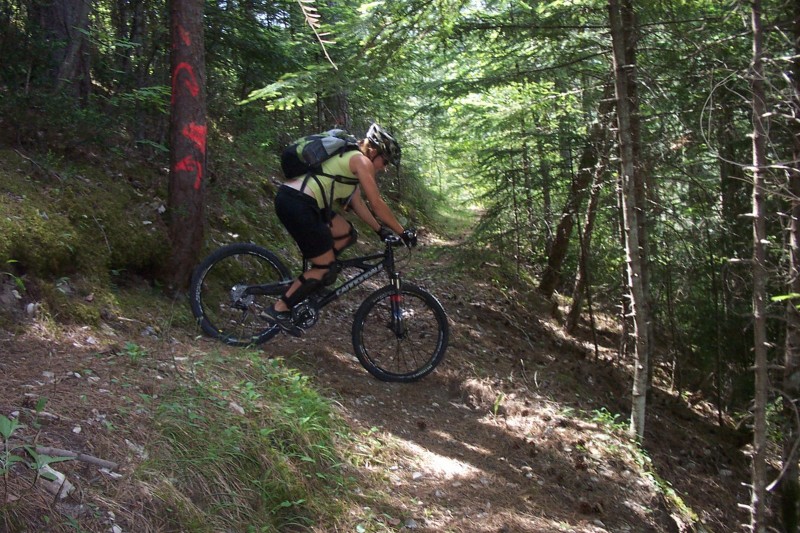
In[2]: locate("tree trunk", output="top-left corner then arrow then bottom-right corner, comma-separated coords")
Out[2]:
780,1 -> 800,529
539,84 -> 614,299
622,0 -> 655,401
31,0 -> 91,99
566,159 -> 607,334
609,0 -> 650,442
750,0 -> 769,529
538,138 -> 554,255
165,0 -> 207,291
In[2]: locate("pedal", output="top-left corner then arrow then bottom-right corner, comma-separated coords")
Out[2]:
284,325 -> 303,338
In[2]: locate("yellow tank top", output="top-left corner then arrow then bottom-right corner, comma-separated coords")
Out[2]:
304,150 -> 361,210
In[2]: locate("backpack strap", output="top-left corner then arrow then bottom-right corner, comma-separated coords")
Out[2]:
300,172 -> 356,223
300,150 -> 360,221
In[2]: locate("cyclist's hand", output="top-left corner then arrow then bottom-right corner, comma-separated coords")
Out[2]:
401,228 -> 418,248
376,225 -> 393,242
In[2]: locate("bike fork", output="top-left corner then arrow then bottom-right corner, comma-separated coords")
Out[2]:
389,275 -> 406,337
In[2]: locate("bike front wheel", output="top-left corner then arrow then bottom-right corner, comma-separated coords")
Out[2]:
352,283 -> 449,382
190,243 -> 292,346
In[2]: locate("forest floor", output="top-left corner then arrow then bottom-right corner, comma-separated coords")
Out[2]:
0,228 -> 756,532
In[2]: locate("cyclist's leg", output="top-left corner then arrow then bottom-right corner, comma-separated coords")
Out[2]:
272,187 -> 338,314
275,248 -> 337,312
330,214 -> 358,256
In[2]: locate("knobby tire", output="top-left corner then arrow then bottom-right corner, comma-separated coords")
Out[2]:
190,243 -> 292,346
352,283 -> 449,382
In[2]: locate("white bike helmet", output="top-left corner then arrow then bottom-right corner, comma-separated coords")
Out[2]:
366,123 -> 401,166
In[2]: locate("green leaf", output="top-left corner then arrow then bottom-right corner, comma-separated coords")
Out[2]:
35,397 -> 48,412
0,415 -> 21,441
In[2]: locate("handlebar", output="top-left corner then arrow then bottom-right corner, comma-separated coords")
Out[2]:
385,234 -> 404,247
384,228 -> 417,248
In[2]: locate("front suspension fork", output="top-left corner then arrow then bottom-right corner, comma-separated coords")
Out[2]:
389,274 -> 406,337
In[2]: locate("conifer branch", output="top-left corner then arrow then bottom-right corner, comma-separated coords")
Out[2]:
296,0 -> 337,70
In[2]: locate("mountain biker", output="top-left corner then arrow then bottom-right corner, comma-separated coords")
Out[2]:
262,123 -> 417,332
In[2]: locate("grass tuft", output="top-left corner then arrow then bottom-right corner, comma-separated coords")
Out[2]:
139,353 -> 353,532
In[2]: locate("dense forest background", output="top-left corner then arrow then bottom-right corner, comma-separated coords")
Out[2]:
2,0 -> 800,530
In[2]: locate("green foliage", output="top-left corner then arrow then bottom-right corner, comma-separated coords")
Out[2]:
142,354 -> 353,531
119,342 -> 149,364
590,408 -> 628,433
0,414 -> 71,501
242,66 -> 336,111
1,261 -> 25,293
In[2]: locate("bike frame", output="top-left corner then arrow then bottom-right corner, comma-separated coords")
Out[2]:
243,237 -> 404,313
317,244 -> 401,308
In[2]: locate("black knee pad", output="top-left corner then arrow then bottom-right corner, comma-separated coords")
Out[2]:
319,261 -> 341,286
282,274 -> 324,308
333,223 -> 358,257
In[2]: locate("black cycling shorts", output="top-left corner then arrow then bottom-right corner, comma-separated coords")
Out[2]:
274,186 -> 333,259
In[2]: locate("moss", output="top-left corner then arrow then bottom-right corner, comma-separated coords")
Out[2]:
33,276 -> 107,325
0,141 -> 295,327
0,148 -> 170,280
1,195 -> 83,276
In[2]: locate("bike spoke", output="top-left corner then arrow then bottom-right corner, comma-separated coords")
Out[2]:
192,245 -> 289,346
354,286 -> 448,381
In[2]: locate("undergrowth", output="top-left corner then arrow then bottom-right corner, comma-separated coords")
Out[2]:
140,352 -> 355,532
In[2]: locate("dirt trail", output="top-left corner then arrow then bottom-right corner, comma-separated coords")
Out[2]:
0,232 -> 750,532
255,234 -> 749,532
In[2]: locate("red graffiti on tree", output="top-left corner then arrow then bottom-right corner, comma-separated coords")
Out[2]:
171,22 -> 205,190
182,122 -> 207,154
178,24 -> 191,46
171,62 -> 199,104
176,122 -> 207,190
175,155 -> 204,191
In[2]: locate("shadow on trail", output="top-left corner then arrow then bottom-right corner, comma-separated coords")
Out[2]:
280,337 -> 676,531
271,278 -> 750,533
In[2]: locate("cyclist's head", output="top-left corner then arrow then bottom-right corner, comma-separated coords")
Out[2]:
365,123 -> 401,167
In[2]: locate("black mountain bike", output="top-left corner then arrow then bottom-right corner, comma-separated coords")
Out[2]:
189,235 -> 449,382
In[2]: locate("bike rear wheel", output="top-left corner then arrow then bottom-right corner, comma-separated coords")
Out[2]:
190,243 -> 292,346
352,283 -> 449,382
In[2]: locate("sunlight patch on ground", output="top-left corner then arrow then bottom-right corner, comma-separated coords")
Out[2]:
395,434 -> 484,479
424,233 -> 459,246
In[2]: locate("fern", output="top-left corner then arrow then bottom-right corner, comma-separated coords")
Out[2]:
296,0 -> 337,70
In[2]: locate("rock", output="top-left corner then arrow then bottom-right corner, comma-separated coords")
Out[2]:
229,401 -> 245,415
38,466 -> 74,499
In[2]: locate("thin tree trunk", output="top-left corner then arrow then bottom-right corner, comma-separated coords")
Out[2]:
511,163 -> 521,274
539,138 -> 554,255
566,88 -> 614,333
780,1 -> 800,529
616,169 -> 630,365
539,86 -> 614,299
165,0 -> 207,291
749,0 -> 769,529
566,153 -> 607,334
609,0 -> 649,442
622,0 -> 655,401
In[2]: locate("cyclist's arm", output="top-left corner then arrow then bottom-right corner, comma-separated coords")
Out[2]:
348,189 -> 381,231
349,154 -> 404,235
